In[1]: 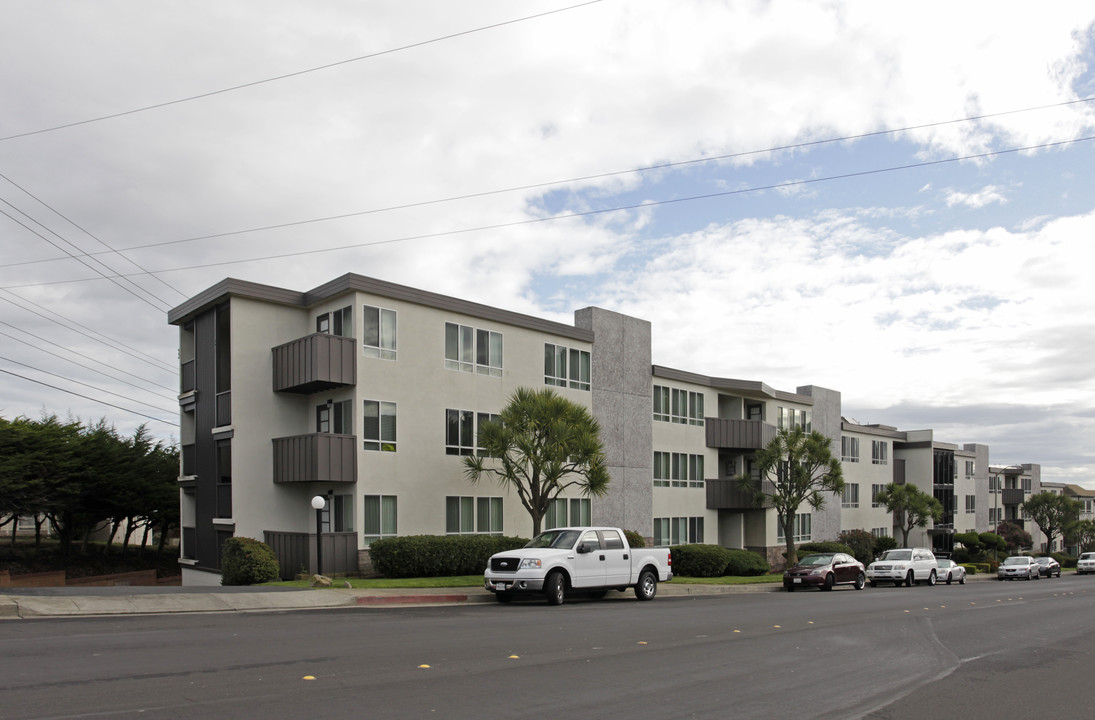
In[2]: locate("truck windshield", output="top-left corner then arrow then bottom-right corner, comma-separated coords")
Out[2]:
525,530 -> 581,549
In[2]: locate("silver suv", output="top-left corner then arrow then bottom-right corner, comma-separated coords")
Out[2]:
1077,552 -> 1095,575
866,547 -> 938,587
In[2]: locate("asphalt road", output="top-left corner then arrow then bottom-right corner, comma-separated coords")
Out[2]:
1,576 -> 1091,719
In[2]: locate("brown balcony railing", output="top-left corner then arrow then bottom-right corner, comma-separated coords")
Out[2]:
272,333 -> 356,394
706,478 -> 776,510
273,433 -> 357,484
705,419 -> 777,450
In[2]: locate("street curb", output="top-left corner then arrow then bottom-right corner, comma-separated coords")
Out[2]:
0,597 -> 19,619
355,593 -> 481,606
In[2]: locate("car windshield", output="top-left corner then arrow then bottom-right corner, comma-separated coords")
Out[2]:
879,550 -> 912,561
797,554 -> 833,566
937,560 -> 953,568
525,530 -> 581,549
1002,556 -> 1030,565
1082,553 -> 1095,561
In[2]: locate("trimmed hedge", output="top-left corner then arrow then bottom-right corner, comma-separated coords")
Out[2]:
796,541 -> 855,557
369,535 -> 529,578
724,548 -> 770,576
670,544 -> 733,577
221,537 -> 280,586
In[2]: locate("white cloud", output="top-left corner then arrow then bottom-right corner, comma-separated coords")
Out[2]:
945,185 -> 1008,208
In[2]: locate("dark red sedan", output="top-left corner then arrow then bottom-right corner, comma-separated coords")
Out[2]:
783,553 -> 866,591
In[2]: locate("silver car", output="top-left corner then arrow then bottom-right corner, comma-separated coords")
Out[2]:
866,548 -> 938,587
1078,552 -> 1095,575
997,555 -> 1039,580
936,558 -> 966,585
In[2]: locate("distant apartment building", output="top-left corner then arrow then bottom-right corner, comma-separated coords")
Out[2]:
169,273 -> 1002,585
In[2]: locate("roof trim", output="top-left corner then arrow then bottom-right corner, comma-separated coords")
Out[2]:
652,365 -> 813,404
169,273 -> 594,342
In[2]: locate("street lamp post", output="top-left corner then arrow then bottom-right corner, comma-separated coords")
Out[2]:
311,495 -> 326,576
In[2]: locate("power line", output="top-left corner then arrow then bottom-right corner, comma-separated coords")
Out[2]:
2,95 -> 1090,272
0,290 -> 176,374
0,323 -> 177,396
3,132 -> 1091,289
0,354 -> 176,415
0,367 -> 178,427
0,1 -> 605,143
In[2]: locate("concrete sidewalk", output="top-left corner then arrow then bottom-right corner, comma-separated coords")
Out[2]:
0,572 -> 1000,619
0,581 -> 780,619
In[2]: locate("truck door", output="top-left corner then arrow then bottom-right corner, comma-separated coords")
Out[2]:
571,530 -> 608,588
599,529 -> 632,587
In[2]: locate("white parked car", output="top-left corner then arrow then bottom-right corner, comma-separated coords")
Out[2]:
935,558 -> 966,585
866,548 -> 938,587
997,555 -> 1040,580
1077,552 -> 1095,575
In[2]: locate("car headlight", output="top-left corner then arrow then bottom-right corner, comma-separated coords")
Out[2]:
519,558 -> 542,569
810,568 -> 825,575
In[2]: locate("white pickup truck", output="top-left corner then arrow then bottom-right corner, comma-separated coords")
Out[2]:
483,526 -> 673,605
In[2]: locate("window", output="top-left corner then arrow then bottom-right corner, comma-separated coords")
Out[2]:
989,476 -> 1000,493
989,507 -> 1000,524
871,440 -> 888,465
446,409 -> 475,455
317,400 -> 353,434
477,329 -> 503,377
776,406 -> 811,431
363,305 -> 397,360
653,451 -> 704,488
545,498 -> 592,529
476,412 -> 500,456
1022,477 -> 1032,493
842,483 -> 860,509
363,400 -> 396,451
965,460 -> 975,477
654,517 -> 704,546
317,306 -> 352,336
477,497 -> 503,533
777,513 -> 812,543
216,439 -> 231,485
445,323 -> 503,376
653,386 -> 704,426
841,436 -> 860,463
746,403 -> 763,421
446,496 -> 503,534
362,495 -> 397,544
965,495 -> 976,514
872,484 -> 886,508
319,494 -> 355,532
545,343 -> 590,391
871,527 -> 889,538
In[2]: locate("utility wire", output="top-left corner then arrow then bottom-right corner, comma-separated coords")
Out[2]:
2,95 -> 1090,271
0,323 -> 177,396
0,290 -> 176,374
3,133 -> 1089,289
0,367 -> 178,427
0,354 -> 176,415
0,0 -> 604,143
0,170 -> 188,301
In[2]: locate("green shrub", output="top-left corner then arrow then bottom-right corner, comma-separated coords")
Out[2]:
221,537 -> 280,586
724,548 -> 770,576
368,535 -> 528,578
795,541 -> 854,557
873,535 -> 898,554
624,529 -> 646,548
955,531 -> 983,553
959,564 -> 980,575
1050,552 -> 1076,568
837,529 -> 876,566
951,550 -> 972,564
979,532 -> 1006,552
670,544 -> 733,577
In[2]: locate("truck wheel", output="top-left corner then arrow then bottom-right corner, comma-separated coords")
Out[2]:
495,592 -> 514,603
634,570 -> 658,601
544,571 -> 566,605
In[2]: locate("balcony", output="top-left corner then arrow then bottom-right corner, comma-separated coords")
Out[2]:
272,333 -> 356,394
706,478 -> 776,510
1001,488 -> 1026,506
705,419 -> 777,450
273,433 -> 357,484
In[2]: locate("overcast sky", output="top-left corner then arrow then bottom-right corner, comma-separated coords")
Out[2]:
1,1 -> 1093,487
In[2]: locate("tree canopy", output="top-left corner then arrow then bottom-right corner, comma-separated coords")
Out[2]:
0,414 -> 178,557
1022,491 -> 1082,553
873,483 -> 943,547
462,387 -> 610,535
740,426 -> 844,567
